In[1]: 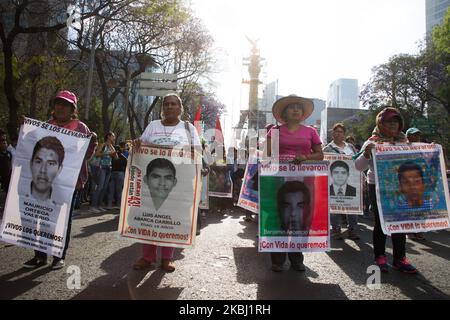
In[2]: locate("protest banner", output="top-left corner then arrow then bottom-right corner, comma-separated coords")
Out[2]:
373,143 -> 450,234
199,174 -> 209,210
237,149 -> 259,213
118,145 -> 201,248
259,161 -> 329,253
208,162 -> 232,198
324,153 -> 363,215
0,118 -> 91,257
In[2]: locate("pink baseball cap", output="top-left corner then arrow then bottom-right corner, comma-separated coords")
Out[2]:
54,90 -> 77,109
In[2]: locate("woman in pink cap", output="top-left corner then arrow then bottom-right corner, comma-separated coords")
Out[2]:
22,90 -> 97,270
355,106 -> 418,274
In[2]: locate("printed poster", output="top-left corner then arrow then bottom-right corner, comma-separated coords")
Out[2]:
0,118 -> 91,257
118,145 -> 201,248
237,149 -> 259,213
373,143 -> 450,234
208,162 -> 232,198
324,153 -> 363,215
259,161 -> 330,252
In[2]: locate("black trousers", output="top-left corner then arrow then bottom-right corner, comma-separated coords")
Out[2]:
369,184 -> 406,261
35,190 -> 77,261
271,252 -> 304,266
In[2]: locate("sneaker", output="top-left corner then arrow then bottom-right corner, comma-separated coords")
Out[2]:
23,257 -> 48,269
89,207 -> 102,213
348,229 -> 360,240
331,228 -> 343,240
375,255 -> 389,273
133,258 -> 153,270
393,257 -> 418,274
51,258 -> 65,270
161,259 -> 175,272
291,263 -> 306,272
271,264 -> 283,272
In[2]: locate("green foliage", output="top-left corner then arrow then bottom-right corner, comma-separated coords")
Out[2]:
344,109 -> 378,144
432,7 -> 450,75
84,98 -> 104,138
359,23 -> 450,154
1,0 -> 220,143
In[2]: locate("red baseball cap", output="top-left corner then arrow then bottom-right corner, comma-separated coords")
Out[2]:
54,90 -> 77,109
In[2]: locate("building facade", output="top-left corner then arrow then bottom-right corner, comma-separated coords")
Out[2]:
426,0 -> 450,36
326,78 -> 359,109
304,98 -> 326,128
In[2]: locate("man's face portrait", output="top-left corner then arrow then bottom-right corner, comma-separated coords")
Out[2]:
331,166 -> 349,187
277,181 -> 312,232
31,147 -> 62,194
146,167 -> 177,202
280,191 -> 306,231
399,169 -> 425,205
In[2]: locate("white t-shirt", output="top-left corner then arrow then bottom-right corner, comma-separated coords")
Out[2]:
140,120 -> 201,146
330,141 -> 355,156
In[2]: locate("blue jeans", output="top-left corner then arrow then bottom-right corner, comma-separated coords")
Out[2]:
331,214 -> 358,230
107,171 -> 125,207
89,165 -> 100,204
91,165 -> 111,207
35,190 -> 78,260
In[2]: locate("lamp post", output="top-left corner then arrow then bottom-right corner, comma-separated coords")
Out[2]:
107,69 -> 132,129
84,15 -> 100,120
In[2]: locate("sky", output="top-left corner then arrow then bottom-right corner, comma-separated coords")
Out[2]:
190,0 -> 426,145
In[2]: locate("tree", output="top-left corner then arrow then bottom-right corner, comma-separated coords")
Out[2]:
432,7 -> 450,76
66,0 -> 216,139
360,21 -> 450,153
0,0 -> 112,137
1,0 -> 222,142
360,54 -> 429,118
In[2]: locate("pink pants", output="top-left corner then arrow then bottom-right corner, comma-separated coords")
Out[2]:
142,244 -> 174,262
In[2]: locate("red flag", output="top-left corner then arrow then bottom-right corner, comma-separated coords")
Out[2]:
193,104 -> 202,134
215,115 -> 224,144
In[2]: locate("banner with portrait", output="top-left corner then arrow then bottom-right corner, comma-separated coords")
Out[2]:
324,153 -> 363,215
0,118 -> 91,257
118,145 -> 201,248
259,161 -> 330,253
199,174 -> 209,210
208,161 -> 232,198
237,149 -> 260,213
373,143 -> 450,235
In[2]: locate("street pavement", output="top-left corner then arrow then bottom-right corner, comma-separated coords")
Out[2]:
0,203 -> 449,300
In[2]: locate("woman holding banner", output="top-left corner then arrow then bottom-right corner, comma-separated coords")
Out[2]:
265,95 -> 324,272
132,93 -> 201,272
323,122 -> 360,240
22,90 -> 97,270
354,107 -> 418,274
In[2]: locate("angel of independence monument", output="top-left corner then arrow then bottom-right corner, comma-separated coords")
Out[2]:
236,38 -> 266,148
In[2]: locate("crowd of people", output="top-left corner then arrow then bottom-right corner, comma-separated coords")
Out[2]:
0,90 -> 449,278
